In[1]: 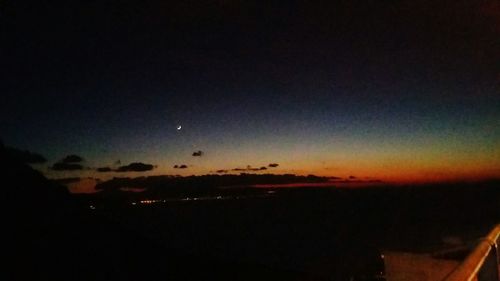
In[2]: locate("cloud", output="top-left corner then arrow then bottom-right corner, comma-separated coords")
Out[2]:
50,154 -> 85,171
349,176 -> 357,179
5,147 -> 47,164
95,173 -> 331,192
97,167 -> 113,172
216,169 -> 228,173
52,177 -> 81,185
192,150 -> 203,157
61,154 -> 84,163
232,165 -> 268,172
51,162 -> 83,171
268,163 -> 279,168
116,162 -> 155,172
174,164 -> 188,169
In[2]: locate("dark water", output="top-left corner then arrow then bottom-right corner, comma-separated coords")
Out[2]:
93,184 -> 499,273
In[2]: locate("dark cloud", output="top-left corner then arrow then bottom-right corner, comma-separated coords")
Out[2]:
52,177 -> 81,185
61,154 -> 84,163
5,147 -> 47,164
268,163 -> 279,168
50,155 -> 85,171
247,166 -> 261,171
232,165 -> 268,172
174,164 -> 188,169
95,174 -> 331,192
51,162 -> 83,171
114,160 -> 121,165
216,169 -> 228,173
192,150 -> 203,157
97,167 -> 113,172
116,162 -> 155,172
329,176 -> 383,184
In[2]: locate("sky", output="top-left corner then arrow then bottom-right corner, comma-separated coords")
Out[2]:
1,0 -> 500,192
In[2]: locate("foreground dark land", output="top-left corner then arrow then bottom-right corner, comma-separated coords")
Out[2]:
81,182 -> 499,275
4,147 -> 499,280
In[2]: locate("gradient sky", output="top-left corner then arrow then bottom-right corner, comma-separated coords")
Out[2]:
2,1 -> 499,191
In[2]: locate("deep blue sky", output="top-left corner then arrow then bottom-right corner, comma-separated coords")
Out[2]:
1,0 -> 499,188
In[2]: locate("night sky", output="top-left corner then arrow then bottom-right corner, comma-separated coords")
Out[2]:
2,1 -> 499,192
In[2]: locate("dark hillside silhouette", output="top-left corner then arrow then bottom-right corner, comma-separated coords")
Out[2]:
1,143 -> 314,280
4,146 -> 47,164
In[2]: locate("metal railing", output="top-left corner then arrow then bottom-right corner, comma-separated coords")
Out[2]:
444,224 -> 500,281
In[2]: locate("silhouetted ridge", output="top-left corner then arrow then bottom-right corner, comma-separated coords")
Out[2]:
1,143 -> 69,210
3,145 -> 47,164
3,143 -> 304,280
